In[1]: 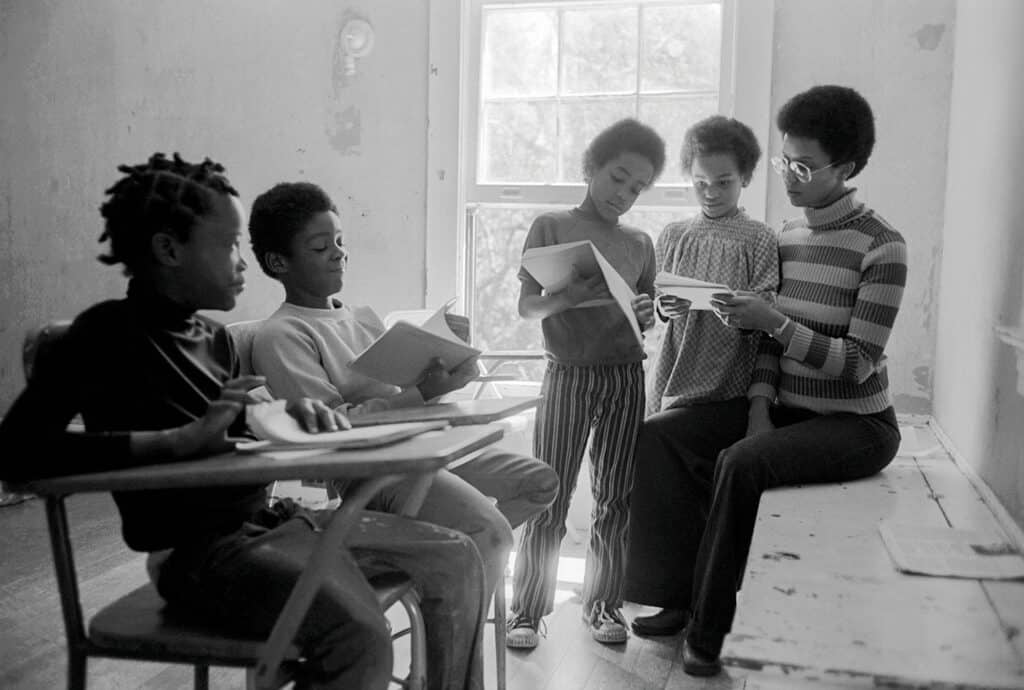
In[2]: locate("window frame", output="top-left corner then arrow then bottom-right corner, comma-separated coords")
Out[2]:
425,0 -> 774,310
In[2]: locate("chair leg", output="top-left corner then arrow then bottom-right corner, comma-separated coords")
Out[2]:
193,664 -> 210,690
245,667 -> 257,690
66,650 -> 86,690
494,564 -> 508,690
400,591 -> 427,690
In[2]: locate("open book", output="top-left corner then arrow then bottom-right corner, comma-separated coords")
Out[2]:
236,400 -> 448,452
521,240 -> 642,344
654,271 -> 732,311
348,302 -> 481,387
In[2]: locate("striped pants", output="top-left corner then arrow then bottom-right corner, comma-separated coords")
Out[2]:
511,360 -> 645,619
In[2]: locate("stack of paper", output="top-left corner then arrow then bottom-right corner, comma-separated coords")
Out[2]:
349,302 -> 481,387
237,400 -> 448,452
654,272 -> 732,311
521,240 -> 642,344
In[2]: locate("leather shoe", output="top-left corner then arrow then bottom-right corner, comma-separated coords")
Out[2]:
682,640 -> 722,677
630,607 -> 689,636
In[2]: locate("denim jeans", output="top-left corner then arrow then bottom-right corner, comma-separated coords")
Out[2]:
157,500 -> 487,690
624,397 -> 750,609
686,405 -> 900,657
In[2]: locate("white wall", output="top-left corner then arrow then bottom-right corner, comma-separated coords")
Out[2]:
0,0 -> 431,411
933,0 -> 1024,526
765,0 -> 955,414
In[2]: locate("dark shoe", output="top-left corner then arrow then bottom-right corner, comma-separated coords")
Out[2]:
682,640 -> 722,677
631,607 -> 689,636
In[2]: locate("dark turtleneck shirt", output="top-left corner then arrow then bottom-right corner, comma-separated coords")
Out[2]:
0,281 -> 267,551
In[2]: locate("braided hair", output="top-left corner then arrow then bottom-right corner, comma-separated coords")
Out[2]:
98,153 -> 239,275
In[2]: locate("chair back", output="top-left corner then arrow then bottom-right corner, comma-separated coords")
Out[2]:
227,320 -> 264,376
23,320 -> 72,384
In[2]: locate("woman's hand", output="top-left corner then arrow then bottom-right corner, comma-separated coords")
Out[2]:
632,293 -> 655,331
656,294 -> 691,319
711,291 -> 783,332
746,397 -> 775,437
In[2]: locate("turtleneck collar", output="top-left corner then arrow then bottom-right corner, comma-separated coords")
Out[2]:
126,279 -> 199,331
803,189 -> 865,230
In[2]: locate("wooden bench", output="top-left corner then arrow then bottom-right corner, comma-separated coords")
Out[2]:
721,420 -> 1024,689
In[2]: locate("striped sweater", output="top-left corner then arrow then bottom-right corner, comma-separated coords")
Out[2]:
748,191 -> 907,415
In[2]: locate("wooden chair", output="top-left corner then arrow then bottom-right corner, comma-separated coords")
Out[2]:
15,322 -> 431,690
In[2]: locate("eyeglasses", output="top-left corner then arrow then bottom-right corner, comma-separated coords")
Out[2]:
770,155 -> 838,183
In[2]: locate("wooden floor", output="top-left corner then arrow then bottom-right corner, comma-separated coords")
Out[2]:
1,422 -> 1020,688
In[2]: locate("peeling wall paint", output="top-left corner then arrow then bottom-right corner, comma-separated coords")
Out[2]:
0,0 -> 430,413
912,23 -> 946,50
933,0 -> 1024,530
768,0 -> 956,414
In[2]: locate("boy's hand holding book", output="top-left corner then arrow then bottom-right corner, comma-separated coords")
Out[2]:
416,356 -> 479,401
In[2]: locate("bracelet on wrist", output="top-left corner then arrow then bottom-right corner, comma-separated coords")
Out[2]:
770,316 -> 791,340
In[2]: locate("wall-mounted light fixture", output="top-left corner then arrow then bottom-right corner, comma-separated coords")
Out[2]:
340,18 -> 375,77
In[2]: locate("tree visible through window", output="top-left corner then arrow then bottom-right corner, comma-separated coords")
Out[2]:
464,1 -> 727,359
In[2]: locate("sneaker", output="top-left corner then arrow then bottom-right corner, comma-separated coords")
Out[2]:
585,601 -> 629,644
506,613 -> 543,649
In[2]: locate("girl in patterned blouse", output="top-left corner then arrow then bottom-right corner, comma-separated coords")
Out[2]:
625,114 -> 778,644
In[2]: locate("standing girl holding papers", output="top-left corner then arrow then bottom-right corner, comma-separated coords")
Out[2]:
625,115 -> 778,637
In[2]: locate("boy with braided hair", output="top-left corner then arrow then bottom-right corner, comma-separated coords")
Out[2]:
0,153 -> 489,689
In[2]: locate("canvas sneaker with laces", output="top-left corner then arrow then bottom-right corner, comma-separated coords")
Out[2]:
585,601 -> 629,644
506,612 -> 545,649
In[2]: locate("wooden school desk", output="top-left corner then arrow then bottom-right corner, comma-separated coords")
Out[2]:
13,424 -> 503,690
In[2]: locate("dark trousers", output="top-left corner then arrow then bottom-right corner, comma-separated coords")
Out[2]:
625,402 -> 900,658
158,500 -> 486,690
625,397 -> 750,609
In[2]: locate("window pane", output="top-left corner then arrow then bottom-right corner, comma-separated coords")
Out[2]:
561,7 -> 637,95
482,9 -> 557,97
480,101 -> 558,183
470,204 -> 699,374
641,3 -> 722,92
471,206 -> 546,379
639,94 -> 719,183
558,97 -> 635,183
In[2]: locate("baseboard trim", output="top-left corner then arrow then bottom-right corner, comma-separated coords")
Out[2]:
927,416 -> 1024,552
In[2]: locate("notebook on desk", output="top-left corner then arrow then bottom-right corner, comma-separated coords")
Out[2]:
238,400 -> 449,452
349,397 -> 541,428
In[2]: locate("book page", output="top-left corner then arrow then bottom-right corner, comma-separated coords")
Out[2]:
349,321 -> 481,387
521,240 -> 615,308
419,299 -> 465,343
655,271 -> 731,310
241,400 -> 448,451
592,247 -> 643,345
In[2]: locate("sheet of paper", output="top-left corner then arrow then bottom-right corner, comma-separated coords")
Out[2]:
242,400 -> 448,451
592,247 -> 643,345
879,520 -> 1024,579
655,271 -> 732,311
521,240 -> 615,308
